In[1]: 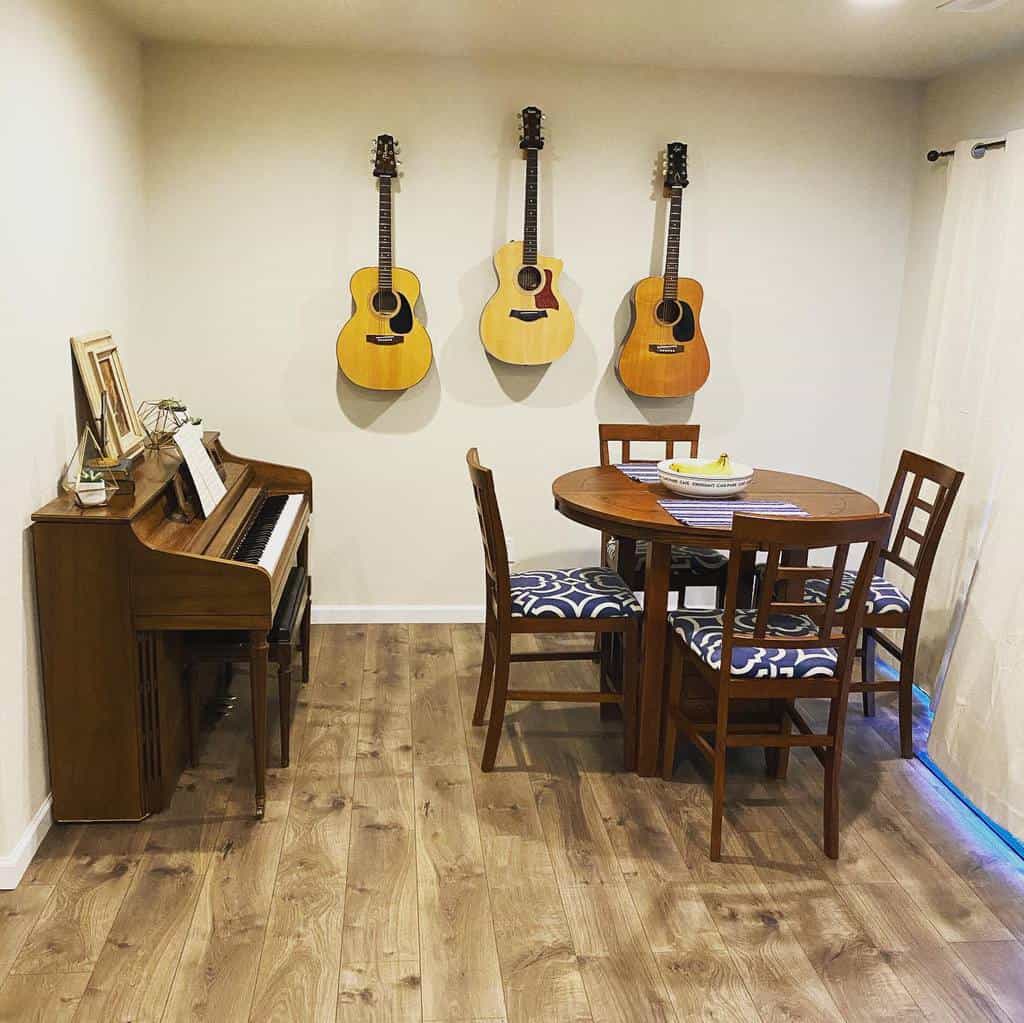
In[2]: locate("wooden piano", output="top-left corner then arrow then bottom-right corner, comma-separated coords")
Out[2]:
31,433 -> 311,821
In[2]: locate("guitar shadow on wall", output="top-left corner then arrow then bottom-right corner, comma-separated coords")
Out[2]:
333,293 -> 443,432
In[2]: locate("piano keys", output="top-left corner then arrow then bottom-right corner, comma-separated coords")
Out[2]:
31,432 -> 311,821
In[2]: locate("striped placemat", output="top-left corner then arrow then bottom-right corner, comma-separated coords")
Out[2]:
614,462 -> 660,483
658,498 -> 808,528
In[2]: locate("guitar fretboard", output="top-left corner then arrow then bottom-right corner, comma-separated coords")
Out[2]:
523,148 -> 539,266
662,186 -> 682,301
378,175 -> 393,293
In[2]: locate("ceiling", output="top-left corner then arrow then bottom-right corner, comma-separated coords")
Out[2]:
99,0 -> 1024,80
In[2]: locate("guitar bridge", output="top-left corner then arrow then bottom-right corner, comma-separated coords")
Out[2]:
648,343 -> 686,354
366,334 -> 405,346
509,310 -> 548,322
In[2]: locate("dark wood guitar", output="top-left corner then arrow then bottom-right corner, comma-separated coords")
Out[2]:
617,142 -> 710,398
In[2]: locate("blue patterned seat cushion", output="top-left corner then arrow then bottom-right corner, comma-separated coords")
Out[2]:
804,570 -> 911,615
632,540 -> 728,574
510,567 -> 642,619
668,609 -> 838,679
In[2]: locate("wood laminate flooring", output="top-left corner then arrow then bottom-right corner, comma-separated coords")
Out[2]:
3,624 -> 1024,1022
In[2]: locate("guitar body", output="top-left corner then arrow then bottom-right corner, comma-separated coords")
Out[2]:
480,241 -> 575,365
336,266 -> 433,390
617,275 -> 710,398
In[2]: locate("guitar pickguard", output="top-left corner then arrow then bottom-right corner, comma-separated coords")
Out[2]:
535,269 -> 559,310
386,292 -> 414,334
672,302 -> 696,342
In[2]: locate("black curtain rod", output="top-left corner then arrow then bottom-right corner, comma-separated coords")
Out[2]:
927,138 -> 1007,162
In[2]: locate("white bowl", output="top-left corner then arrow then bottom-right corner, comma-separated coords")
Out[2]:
657,458 -> 754,499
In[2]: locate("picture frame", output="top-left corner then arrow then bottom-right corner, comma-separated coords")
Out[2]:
70,332 -> 146,460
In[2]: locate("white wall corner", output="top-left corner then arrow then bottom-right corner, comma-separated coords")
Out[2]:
313,604 -> 485,625
0,796 -> 52,890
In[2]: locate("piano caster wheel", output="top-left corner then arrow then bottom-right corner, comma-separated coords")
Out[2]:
254,802 -> 265,820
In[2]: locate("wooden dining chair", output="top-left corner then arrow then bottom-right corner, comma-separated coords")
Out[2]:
598,424 -> 728,607
467,448 -> 641,771
662,512 -> 890,860
804,450 -> 963,757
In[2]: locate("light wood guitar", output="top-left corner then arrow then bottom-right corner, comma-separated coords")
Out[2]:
337,134 -> 432,390
480,107 -> 574,365
617,142 -> 710,398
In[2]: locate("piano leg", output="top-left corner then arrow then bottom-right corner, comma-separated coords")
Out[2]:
250,630 -> 268,819
299,530 -> 312,685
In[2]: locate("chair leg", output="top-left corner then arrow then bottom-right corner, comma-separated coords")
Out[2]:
772,704 -> 791,780
823,748 -> 840,859
600,633 -> 622,722
481,630 -> 511,772
861,630 -> 876,717
899,640 -> 916,759
710,735 -> 727,862
278,646 -> 292,768
621,625 -> 639,772
473,610 -> 496,727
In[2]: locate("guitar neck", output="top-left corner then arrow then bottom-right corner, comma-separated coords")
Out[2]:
523,148 -> 539,267
662,186 -> 682,301
378,175 -> 393,291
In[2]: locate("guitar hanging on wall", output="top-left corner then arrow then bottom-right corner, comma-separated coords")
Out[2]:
336,134 -> 433,390
616,142 -> 710,398
480,106 -> 575,366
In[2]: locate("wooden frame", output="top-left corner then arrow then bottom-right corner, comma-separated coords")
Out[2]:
71,332 -> 146,460
662,512 -> 890,860
467,448 -> 639,771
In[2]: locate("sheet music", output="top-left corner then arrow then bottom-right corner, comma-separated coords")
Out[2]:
175,423 -> 227,517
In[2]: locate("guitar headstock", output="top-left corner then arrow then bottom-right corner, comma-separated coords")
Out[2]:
664,141 -> 688,190
371,133 -> 400,178
518,106 -> 545,151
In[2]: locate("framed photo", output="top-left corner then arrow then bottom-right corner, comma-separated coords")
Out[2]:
71,332 -> 146,460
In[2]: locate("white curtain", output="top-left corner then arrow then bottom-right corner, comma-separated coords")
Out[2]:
914,131 -> 1024,840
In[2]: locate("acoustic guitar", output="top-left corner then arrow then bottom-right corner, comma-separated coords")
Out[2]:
480,106 -> 574,365
617,142 -> 710,398
336,134 -> 433,390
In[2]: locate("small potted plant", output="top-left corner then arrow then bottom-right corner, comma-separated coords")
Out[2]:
74,466 -> 109,508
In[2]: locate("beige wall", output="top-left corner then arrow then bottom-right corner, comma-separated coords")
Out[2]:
138,47 -> 920,617
884,49 -> 1024,471
0,0 -> 143,866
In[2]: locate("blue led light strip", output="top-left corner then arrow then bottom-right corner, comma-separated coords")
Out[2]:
874,658 -> 1024,863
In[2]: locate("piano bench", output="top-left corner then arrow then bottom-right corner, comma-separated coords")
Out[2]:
183,564 -> 310,770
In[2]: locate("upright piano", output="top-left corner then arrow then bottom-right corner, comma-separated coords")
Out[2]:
31,433 -> 311,820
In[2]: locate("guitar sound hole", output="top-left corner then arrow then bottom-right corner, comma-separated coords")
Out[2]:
372,290 -> 399,316
517,266 -> 543,292
655,299 -> 682,325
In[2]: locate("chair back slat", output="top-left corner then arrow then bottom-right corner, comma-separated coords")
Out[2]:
880,450 -> 964,602
599,423 -> 700,466
721,514 -> 890,685
466,449 -> 510,612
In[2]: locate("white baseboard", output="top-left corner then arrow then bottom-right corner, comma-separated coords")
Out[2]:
0,796 -> 53,890
313,604 -> 485,624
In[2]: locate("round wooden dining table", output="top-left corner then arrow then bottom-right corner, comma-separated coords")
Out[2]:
552,465 -> 879,775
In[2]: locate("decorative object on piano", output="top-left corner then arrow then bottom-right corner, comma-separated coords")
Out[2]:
480,106 -> 575,365
336,133 -> 433,391
616,142 -> 710,398
61,424 -> 120,504
139,397 -> 198,452
657,454 -> 754,498
71,332 -> 146,459
73,466 -> 112,507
